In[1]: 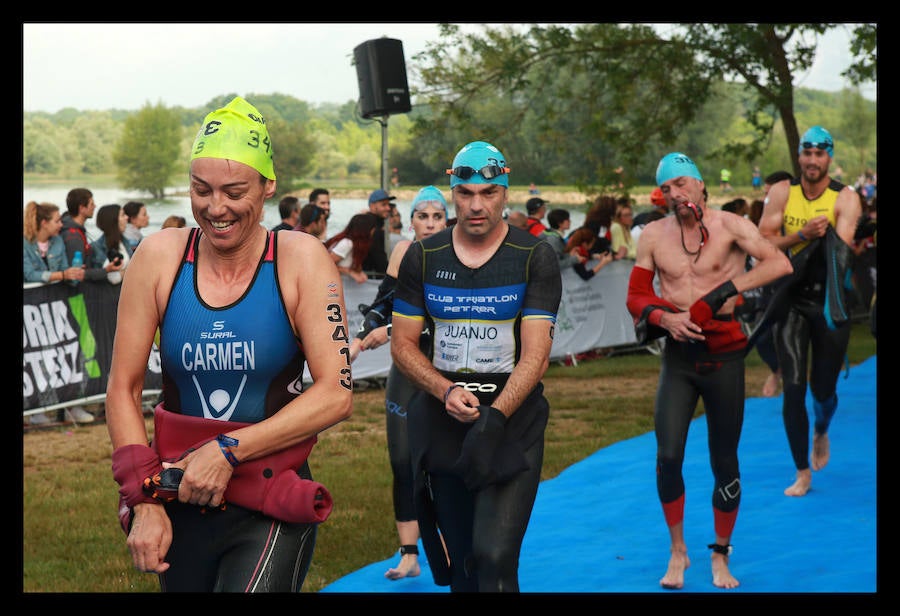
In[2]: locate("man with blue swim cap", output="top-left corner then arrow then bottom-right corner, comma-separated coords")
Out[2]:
626,151 -> 792,590
758,125 -> 862,499
446,140 -> 510,188
392,140 -> 562,591
797,125 -> 834,157
656,152 -> 704,186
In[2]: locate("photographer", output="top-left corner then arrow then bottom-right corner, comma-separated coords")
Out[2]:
89,204 -> 132,285
564,226 -> 615,281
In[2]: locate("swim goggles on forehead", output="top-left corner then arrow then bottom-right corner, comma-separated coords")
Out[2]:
800,140 -> 833,151
445,164 -> 511,181
412,201 -> 447,213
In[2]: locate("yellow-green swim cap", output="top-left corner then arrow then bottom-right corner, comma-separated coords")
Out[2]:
190,96 -> 276,180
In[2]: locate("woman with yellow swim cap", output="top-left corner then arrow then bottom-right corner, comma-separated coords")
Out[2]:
105,97 -> 353,592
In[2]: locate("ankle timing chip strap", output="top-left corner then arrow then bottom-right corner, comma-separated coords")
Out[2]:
708,543 -> 733,556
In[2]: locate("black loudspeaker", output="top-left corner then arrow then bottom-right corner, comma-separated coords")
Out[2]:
354,38 -> 412,118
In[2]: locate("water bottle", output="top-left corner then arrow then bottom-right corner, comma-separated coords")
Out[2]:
72,251 -> 83,268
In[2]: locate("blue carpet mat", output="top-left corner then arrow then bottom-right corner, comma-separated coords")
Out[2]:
321,356 -> 877,594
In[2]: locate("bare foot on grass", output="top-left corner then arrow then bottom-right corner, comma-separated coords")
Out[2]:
711,552 -> 739,589
811,433 -> 830,471
660,548 -> 690,589
784,468 -> 812,496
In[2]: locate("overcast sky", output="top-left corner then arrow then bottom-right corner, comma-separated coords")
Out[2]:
23,23 -> 875,113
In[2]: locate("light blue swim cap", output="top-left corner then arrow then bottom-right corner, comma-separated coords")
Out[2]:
410,185 -> 448,219
447,141 -> 509,188
656,152 -> 703,186
799,126 -> 834,156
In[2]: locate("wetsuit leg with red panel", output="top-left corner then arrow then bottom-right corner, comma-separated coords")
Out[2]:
655,336 -> 745,539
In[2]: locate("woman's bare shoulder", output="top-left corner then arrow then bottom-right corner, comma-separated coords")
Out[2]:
131,227 -> 191,261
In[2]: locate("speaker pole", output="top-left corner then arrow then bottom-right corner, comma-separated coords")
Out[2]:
381,115 -> 389,192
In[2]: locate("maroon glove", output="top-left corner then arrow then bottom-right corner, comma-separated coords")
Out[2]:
112,444 -> 162,508
112,443 -> 163,534
689,280 -> 738,325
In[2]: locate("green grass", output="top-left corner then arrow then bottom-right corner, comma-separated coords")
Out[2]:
22,321 -> 875,593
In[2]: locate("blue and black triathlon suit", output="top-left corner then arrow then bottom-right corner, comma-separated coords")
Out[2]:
156,228 -> 316,592
394,225 -> 561,592
775,178 -> 850,471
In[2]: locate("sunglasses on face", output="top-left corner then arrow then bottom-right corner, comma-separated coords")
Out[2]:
445,164 -> 510,181
801,141 -> 833,151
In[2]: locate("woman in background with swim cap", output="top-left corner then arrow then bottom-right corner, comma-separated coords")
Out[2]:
350,185 -> 450,581
105,97 -> 353,592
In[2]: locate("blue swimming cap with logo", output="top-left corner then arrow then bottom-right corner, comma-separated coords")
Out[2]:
656,152 -> 703,186
410,185 -> 448,219
449,141 -> 509,188
798,126 -> 834,156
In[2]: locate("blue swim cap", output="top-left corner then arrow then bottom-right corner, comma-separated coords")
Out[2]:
410,185 -> 448,219
656,152 -> 703,186
447,141 -> 509,188
799,126 -> 834,156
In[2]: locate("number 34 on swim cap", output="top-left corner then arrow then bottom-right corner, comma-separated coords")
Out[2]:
191,96 -> 276,180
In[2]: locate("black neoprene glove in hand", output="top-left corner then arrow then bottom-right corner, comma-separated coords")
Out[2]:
453,405 -> 508,491
689,280 -> 738,325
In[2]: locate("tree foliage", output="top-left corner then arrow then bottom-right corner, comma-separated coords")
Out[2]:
113,102 -> 182,198
23,24 -> 876,198
410,22 -> 876,186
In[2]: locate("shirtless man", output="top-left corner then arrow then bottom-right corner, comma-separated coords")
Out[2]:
757,126 -> 862,497
626,152 -> 792,590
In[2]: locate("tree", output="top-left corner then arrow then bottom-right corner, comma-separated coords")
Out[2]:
679,23 -> 876,176
23,117 -> 65,174
411,23 -> 876,186
263,115 -> 315,197
113,102 -> 181,198
71,112 -> 121,174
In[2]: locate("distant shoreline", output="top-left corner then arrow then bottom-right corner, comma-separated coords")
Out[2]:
24,175 -> 750,210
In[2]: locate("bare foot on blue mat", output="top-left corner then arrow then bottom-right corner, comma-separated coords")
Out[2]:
784,468 -> 812,496
711,552 -> 739,589
385,555 -> 421,580
812,433 -> 830,471
660,547 -> 690,589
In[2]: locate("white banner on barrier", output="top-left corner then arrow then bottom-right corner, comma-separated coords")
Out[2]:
24,262 -> 639,410
322,260 -> 638,383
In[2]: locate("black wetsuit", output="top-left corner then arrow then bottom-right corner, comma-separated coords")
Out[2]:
356,273 -> 430,525
655,335 -> 745,530
775,180 -> 851,471
394,225 -> 561,592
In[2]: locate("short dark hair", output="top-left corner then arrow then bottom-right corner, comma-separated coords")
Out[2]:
299,203 -> 323,228
278,196 -> 300,219
309,188 -> 330,202
764,170 -> 793,185
546,208 -> 570,230
66,188 -> 93,216
123,201 -> 145,220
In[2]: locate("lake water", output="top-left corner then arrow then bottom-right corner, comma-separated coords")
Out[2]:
23,182 -> 585,240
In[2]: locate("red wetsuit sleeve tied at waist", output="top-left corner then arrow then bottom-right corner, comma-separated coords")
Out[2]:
114,405 -> 333,534
626,266 -> 747,354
